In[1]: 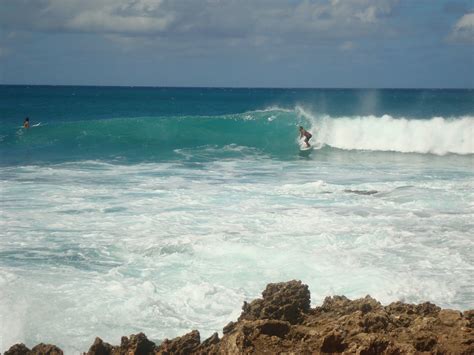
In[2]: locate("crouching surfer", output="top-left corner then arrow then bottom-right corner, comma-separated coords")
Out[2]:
299,126 -> 312,147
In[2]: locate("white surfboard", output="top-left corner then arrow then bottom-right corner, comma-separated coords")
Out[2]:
19,122 -> 42,128
299,144 -> 313,156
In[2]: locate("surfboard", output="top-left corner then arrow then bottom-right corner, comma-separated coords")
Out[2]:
19,122 -> 41,128
299,145 -> 313,156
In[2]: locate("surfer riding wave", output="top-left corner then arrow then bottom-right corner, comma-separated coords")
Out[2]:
299,126 -> 312,147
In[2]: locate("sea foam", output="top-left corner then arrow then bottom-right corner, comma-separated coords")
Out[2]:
296,107 -> 474,155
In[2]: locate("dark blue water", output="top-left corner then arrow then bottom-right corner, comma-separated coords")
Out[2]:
1,86 -> 473,121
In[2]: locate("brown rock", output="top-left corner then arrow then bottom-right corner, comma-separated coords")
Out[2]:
222,321 -> 236,334
357,336 -> 390,355
321,295 -> 352,313
200,332 -> 219,347
156,330 -> 200,355
438,309 -> 462,326
86,337 -> 113,355
256,319 -> 291,338
414,332 -> 437,352
30,344 -> 63,355
320,332 -> 347,353
192,332 -> 220,355
238,280 -> 310,324
115,333 -> 155,355
464,309 -> 474,328
415,302 -> 440,316
3,280 -> 473,355
361,312 -> 390,332
4,343 -> 31,355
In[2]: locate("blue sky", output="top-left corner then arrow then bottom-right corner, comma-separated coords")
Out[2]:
0,0 -> 472,88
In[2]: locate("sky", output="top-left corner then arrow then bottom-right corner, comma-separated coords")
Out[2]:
0,0 -> 473,88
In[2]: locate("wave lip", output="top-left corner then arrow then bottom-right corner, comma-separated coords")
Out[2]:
310,114 -> 474,156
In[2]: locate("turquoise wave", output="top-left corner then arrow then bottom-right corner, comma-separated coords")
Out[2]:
0,109 -> 303,164
2,108 -> 473,165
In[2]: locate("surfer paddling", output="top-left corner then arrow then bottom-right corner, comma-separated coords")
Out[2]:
299,126 -> 312,147
23,117 -> 30,129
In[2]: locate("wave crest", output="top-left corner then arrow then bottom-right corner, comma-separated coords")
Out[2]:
296,108 -> 474,155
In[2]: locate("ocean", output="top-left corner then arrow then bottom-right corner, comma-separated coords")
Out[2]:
0,86 -> 473,353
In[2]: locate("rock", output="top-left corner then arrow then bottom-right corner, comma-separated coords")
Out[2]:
414,332 -> 437,352
156,330 -> 200,355
357,336 -> 390,355
200,332 -> 219,347
321,295 -> 352,313
192,332 -> 220,355
438,309 -> 462,326
320,332 -> 347,353
464,309 -> 474,328
255,319 -> 291,338
222,321 -> 236,334
415,302 -> 441,316
30,344 -> 63,355
116,333 -> 155,354
361,312 -> 390,332
239,280 -> 310,324
3,280 -> 473,355
201,333 -> 220,346
4,343 -> 31,355
4,343 -> 63,355
86,337 -> 113,355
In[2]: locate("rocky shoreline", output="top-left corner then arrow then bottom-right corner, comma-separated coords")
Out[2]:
5,280 -> 473,354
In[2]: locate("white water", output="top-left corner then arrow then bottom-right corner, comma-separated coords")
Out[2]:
1,150 -> 473,353
295,107 -> 474,155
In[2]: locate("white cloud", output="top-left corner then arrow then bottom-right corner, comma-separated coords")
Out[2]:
0,0 -> 175,35
0,0 -> 399,38
67,9 -> 174,34
449,12 -> 474,43
456,12 -> 474,29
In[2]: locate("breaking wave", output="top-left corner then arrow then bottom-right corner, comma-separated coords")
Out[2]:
1,107 -> 472,165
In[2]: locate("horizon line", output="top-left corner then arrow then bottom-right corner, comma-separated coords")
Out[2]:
0,84 -> 472,90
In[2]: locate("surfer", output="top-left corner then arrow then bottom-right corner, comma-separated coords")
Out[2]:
23,117 -> 30,128
299,126 -> 312,147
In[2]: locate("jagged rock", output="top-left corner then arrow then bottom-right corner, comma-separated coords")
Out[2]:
239,280 -> 310,324
320,331 -> 347,353
156,330 -> 200,355
4,280 -> 473,355
464,309 -> 474,328
115,333 -> 155,355
354,335 -> 390,355
4,343 -> 31,355
30,344 -> 63,355
193,332 -> 220,354
361,312 -> 390,332
200,332 -> 219,347
414,332 -> 437,352
86,337 -> 113,355
222,321 -> 236,334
